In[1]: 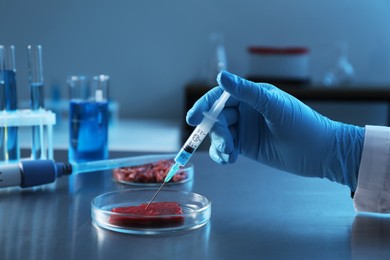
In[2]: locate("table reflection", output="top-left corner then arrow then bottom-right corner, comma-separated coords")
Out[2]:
0,185 -> 67,260
95,221 -> 210,259
352,213 -> 390,259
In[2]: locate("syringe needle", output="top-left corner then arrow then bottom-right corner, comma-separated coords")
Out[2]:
145,163 -> 180,209
145,182 -> 166,210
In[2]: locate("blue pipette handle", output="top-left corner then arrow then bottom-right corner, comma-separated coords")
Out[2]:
0,160 -> 71,188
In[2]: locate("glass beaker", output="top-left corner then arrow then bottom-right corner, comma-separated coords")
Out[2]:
323,41 -> 354,87
68,75 -> 109,163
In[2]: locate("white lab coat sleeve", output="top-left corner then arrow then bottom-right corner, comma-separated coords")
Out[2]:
353,125 -> 390,213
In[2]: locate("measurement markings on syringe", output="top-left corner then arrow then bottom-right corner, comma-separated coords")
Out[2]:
186,128 -> 208,151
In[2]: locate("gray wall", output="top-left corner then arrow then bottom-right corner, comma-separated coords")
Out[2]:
1,0 -> 390,122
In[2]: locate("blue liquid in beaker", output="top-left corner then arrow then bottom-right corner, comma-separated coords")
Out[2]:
69,100 -> 109,162
0,70 -> 19,161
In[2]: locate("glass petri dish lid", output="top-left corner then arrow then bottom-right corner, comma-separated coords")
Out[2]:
91,189 -> 211,235
112,154 -> 194,186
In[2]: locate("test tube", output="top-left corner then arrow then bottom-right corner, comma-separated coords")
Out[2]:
28,45 -> 45,159
0,47 -> 5,160
0,45 -> 19,162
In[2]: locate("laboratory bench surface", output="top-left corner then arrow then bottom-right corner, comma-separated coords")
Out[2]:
1,150 -> 390,260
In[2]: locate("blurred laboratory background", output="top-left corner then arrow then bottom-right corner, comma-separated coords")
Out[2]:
1,0 -> 390,151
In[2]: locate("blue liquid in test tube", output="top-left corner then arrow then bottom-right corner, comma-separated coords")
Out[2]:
30,82 -> 44,110
0,45 -> 19,162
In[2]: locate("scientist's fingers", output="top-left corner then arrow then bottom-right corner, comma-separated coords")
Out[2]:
186,86 -> 240,126
208,124 -> 238,164
209,142 -> 238,164
217,71 -> 282,118
186,87 -> 222,125
218,107 -> 239,127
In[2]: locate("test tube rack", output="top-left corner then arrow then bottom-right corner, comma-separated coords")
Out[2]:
0,109 -> 56,162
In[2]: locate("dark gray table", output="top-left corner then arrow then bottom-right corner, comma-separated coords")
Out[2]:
1,151 -> 389,260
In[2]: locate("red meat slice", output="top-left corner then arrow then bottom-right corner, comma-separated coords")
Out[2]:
109,202 -> 184,228
112,160 -> 188,183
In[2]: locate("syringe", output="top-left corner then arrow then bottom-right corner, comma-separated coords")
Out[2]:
146,90 -> 231,207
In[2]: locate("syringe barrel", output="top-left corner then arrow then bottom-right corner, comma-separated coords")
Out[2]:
175,91 -> 230,166
208,91 -> 230,118
175,114 -> 216,165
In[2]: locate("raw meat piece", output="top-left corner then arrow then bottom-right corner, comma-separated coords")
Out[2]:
112,160 -> 187,183
109,202 -> 184,228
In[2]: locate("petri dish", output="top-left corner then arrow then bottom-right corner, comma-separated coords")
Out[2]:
112,155 -> 194,186
91,189 -> 211,235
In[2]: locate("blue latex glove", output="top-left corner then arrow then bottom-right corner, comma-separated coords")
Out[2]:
186,71 -> 365,191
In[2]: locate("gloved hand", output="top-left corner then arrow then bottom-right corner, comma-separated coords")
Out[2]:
186,71 -> 365,191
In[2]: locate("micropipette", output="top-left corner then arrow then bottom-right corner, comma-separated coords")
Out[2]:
146,90 -> 231,208
0,154 -> 178,189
